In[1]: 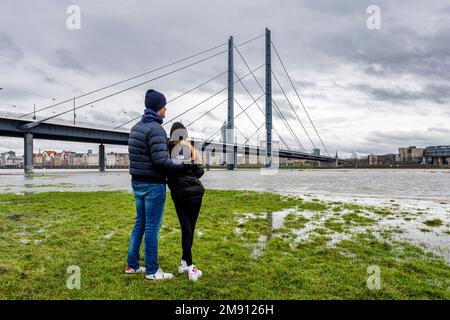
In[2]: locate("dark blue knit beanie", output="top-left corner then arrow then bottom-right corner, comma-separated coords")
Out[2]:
145,89 -> 166,111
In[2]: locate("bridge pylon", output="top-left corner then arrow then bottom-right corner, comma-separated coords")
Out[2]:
226,35 -> 235,170
265,27 -> 273,168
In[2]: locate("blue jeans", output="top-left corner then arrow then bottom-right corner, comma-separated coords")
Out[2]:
127,181 -> 166,275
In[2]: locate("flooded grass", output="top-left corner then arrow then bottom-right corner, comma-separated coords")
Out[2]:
283,213 -> 309,229
423,219 -> 444,227
0,190 -> 449,299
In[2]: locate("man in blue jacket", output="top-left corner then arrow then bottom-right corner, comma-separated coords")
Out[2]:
125,89 -> 190,280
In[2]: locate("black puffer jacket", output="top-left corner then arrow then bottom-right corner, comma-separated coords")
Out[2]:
128,110 -> 185,183
167,142 -> 205,202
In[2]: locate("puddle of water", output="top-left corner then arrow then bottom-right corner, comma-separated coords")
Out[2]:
236,197 -> 450,263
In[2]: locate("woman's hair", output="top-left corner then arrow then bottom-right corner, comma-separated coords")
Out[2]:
168,140 -> 194,161
169,122 -> 188,142
169,122 -> 192,160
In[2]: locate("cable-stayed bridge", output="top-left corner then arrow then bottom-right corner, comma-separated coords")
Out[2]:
0,28 -> 337,173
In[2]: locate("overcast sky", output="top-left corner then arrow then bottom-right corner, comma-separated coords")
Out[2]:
1,0 -> 449,157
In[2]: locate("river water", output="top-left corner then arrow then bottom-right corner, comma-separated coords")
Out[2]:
1,168 -> 449,201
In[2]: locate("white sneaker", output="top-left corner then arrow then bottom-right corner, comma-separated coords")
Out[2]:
178,260 -> 188,274
145,268 -> 174,281
124,265 -> 146,274
188,265 -> 203,281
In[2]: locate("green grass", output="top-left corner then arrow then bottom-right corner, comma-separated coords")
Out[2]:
324,218 -> 347,233
423,219 -> 444,227
283,213 -> 309,229
341,212 -> 376,226
0,190 -> 449,300
297,201 -> 328,212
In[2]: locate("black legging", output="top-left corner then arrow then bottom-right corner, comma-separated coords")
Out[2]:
174,197 -> 202,266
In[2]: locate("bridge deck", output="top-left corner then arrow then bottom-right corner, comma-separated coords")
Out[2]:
0,116 -> 335,162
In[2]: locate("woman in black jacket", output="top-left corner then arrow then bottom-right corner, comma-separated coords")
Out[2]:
167,122 -> 205,281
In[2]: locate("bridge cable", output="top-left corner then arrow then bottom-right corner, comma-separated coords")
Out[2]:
233,56 -> 305,152
234,97 -> 289,150
186,98 -> 228,128
23,50 -> 229,129
19,34 -> 264,119
234,69 -> 298,151
243,122 -> 294,150
271,70 -> 317,150
19,44 -> 227,118
235,34 -> 265,48
233,63 -> 293,148
243,122 -> 265,146
159,64 -> 264,129
235,125 -> 250,143
234,98 -> 264,136
113,70 -> 227,129
233,45 -> 306,152
204,94 -> 264,143
271,42 -> 330,156
204,93 -> 265,143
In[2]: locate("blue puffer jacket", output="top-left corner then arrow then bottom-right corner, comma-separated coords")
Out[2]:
128,109 -> 185,183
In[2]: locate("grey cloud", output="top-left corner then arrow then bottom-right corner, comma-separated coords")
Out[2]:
428,127 -> 450,134
294,80 -> 316,89
52,48 -> 88,73
26,66 -> 59,85
203,112 -> 223,123
364,128 -> 450,148
88,109 -> 140,127
329,126 -> 450,156
302,0 -> 368,16
0,30 -> 23,63
354,83 -> 450,104
313,19 -> 450,82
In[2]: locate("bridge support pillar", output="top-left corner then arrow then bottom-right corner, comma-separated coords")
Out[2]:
99,143 -> 105,172
244,146 -> 250,165
319,160 -> 337,168
205,150 -> 211,171
24,133 -> 33,174
257,147 -> 262,165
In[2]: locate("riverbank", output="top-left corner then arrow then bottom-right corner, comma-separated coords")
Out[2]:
1,190 -> 449,299
2,165 -> 449,171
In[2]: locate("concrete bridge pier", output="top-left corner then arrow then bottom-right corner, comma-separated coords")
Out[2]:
205,150 -> 211,171
24,133 -> 33,174
319,160 -> 338,168
233,145 -> 238,169
244,146 -> 250,165
99,143 -> 105,172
